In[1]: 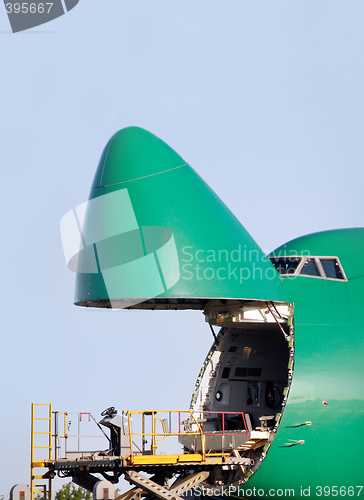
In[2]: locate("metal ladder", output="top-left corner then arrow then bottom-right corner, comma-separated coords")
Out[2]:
30,404 -> 52,500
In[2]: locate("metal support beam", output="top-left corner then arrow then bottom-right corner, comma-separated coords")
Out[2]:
125,471 -> 183,500
72,473 -> 100,492
170,471 -> 210,496
114,488 -> 144,500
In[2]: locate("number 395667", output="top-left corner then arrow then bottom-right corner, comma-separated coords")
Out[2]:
5,3 -> 53,14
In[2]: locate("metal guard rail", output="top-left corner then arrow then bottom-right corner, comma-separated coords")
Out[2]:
123,410 -> 249,461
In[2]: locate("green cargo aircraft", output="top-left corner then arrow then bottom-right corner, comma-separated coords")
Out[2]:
61,127 -> 363,499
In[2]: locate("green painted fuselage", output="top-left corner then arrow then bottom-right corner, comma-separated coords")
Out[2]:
72,127 -> 364,498
245,228 -> 364,498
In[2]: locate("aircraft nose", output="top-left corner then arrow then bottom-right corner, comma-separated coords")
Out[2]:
67,127 -> 290,308
92,127 -> 186,188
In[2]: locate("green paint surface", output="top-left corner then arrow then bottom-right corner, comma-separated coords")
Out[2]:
75,127 -> 289,305
245,229 -> 364,497
74,129 -> 364,497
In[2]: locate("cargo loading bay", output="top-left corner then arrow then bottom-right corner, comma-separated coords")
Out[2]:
29,302 -> 293,500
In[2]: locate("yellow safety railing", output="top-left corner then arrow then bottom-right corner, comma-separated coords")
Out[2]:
30,406 -> 250,478
122,410 -> 249,464
58,412 -> 68,438
53,411 -> 68,459
126,409 -> 205,461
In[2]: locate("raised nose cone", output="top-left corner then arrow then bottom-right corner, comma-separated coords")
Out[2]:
92,127 -> 185,187
74,127 -> 289,309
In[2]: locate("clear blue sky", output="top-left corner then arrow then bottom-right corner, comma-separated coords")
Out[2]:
1,0 -> 363,494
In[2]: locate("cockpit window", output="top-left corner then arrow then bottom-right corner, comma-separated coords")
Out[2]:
300,258 -> 320,277
320,259 -> 344,280
269,255 -> 347,281
270,257 -> 302,275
